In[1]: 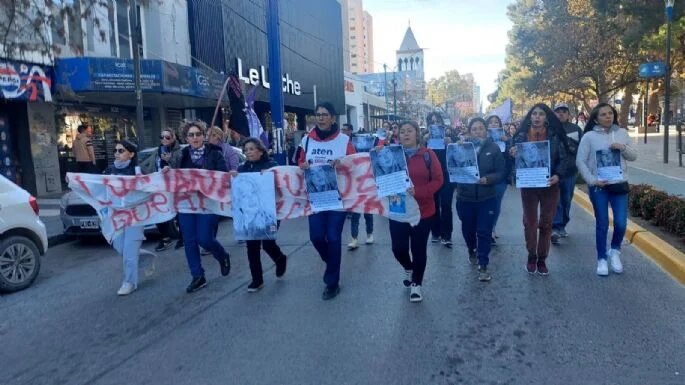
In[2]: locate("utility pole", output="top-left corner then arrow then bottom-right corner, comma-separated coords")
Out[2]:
393,72 -> 397,118
664,0 -> 675,163
383,64 -> 389,121
266,0 -> 285,165
130,0 -> 145,148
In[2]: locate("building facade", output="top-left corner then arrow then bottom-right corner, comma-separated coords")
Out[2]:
340,0 -> 374,74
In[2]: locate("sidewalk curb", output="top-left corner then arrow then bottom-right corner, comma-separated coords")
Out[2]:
573,189 -> 685,285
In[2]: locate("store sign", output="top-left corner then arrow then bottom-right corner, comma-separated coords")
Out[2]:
236,58 -> 301,96
0,60 -> 53,102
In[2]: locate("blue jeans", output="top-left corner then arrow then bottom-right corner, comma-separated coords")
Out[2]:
350,213 -> 373,238
178,213 -> 228,278
456,198 -> 497,267
553,175 -> 577,232
588,186 -> 628,260
308,211 -> 347,287
112,226 -> 145,287
491,182 -> 508,229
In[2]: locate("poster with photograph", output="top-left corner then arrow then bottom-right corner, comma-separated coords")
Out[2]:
352,135 -> 376,152
515,141 -> 551,188
231,172 -> 278,240
596,149 -> 623,182
427,124 -> 445,150
370,145 -> 411,197
376,129 -> 387,140
388,193 -> 407,214
488,128 -> 507,152
305,164 -> 343,211
446,143 -> 480,184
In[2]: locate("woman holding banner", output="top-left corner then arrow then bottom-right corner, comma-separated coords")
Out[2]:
298,102 -> 355,300
388,120 -> 443,302
230,137 -> 287,292
105,140 -> 157,296
176,120 -> 231,294
576,103 -> 637,277
455,118 -> 506,282
509,104 -> 573,275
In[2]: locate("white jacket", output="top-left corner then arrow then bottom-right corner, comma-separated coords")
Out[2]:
576,125 -> 638,186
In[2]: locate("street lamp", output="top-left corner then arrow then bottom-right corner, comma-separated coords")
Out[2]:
664,0 -> 675,163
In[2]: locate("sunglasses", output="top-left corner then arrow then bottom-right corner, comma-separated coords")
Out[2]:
159,135 -> 172,140
187,132 -> 203,138
114,148 -> 127,154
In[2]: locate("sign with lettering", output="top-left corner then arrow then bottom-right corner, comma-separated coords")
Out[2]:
236,57 -> 302,95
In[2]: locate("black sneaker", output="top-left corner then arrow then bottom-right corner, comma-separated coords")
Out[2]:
174,239 -> 184,250
220,254 -> 231,276
468,249 -> 478,266
247,281 -> 264,293
275,256 -> 287,278
478,266 -> 492,282
155,239 -> 172,252
441,239 -> 453,248
322,285 -> 340,300
186,276 -> 207,293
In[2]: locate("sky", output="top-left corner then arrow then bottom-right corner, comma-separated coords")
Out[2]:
364,0 -> 514,108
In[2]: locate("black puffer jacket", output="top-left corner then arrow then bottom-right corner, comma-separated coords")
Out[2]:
237,153 -> 278,173
455,138 -> 506,202
179,143 -> 227,171
511,126 -> 574,180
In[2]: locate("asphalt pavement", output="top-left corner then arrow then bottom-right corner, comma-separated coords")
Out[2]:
3,187 -> 685,385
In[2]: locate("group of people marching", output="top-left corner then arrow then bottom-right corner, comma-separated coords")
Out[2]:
102,100 -> 636,303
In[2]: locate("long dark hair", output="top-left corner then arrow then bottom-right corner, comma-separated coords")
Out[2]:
426,111 -> 444,126
517,103 -> 565,139
583,103 -> 619,133
486,115 -> 503,128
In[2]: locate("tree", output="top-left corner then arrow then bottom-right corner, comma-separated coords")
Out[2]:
427,70 -> 472,107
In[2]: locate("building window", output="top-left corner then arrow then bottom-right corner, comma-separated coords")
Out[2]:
116,1 -> 131,58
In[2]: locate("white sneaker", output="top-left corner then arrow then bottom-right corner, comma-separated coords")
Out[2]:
403,270 -> 413,287
596,259 -> 609,276
607,249 -> 623,274
347,238 -> 359,249
409,283 -> 423,302
365,234 -> 374,244
117,282 -> 136,296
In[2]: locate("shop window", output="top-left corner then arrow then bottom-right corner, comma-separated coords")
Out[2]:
116,0 -> 131,58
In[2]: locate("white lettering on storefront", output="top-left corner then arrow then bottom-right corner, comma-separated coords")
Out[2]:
236,57 -> 302,96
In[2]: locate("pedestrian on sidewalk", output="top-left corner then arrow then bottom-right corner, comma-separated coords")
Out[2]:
175,120 -> 231,293
140,128 -> 184,252
576,103 -> 637,277
298,102 -> 355,300
105,140 -> 157,296
388,120 -> 443,302
510,103 -> 574,275
342,123 -> 375,250
230,137 -> 287,292
552,103 -> 584,244
73,124 -> 97,173
425,112 -> 457,248
455,118 -> 506,282
485,114 -> 511,245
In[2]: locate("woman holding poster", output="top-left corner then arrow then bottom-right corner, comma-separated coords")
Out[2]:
231,137 -> 287,292
388,121 -> 443,302
576,103 -> 637,277
509,104 -> 573,275
455,118 -> 506,282
298,102 -> 355,300
485,115 -> 511,245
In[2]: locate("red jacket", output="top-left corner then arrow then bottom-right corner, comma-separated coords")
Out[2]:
297,128 -> 356,166
406,147 -> 444,219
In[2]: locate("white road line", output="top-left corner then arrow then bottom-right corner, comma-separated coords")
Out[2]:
39,209 -> 61,217
628,165 -> 685,182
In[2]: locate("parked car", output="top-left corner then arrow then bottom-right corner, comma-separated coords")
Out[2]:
0,175 -> 48,293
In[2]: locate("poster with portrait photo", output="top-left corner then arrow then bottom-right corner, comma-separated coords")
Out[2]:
427,124 -> 445,150
596,149 -> 623,182
231,173 -> 278,240
352,135 -> 376,153
376,129 -> 388,141
515,140 -> 551,188
488,128 -> 507,152
446,143 -> 480,184
305,164 -> 343,211
370,145 -> 410,197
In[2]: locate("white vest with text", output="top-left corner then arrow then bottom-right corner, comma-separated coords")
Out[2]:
303,134 -> 350,165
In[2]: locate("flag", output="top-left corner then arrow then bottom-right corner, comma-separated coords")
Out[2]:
488,98 -> 513,124
245,87 -> 269,147
227,74 -> 250,137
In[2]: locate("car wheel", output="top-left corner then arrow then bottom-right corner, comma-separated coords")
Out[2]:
0,236 -> 42,293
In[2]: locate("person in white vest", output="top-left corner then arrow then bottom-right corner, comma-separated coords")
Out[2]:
298,102 -> 356,300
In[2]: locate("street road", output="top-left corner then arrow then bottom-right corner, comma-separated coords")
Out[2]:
3,188 -> 685,385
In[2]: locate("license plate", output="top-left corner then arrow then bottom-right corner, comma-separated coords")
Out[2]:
80,219 -> 99,229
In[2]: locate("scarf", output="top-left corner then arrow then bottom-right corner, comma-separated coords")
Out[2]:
113,159 -> 131,169
528,125 -> 547,142
315,125 -> 338,140
190,145 -> 205,165
467,137 -> 483,154
403,146 -> 419,158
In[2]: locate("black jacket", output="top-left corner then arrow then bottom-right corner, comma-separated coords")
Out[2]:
511,126 -> 574,180
104,161 -> 137,176
179,144 -> 228,171
455,138 -> 506,202
237,154 -> 278,173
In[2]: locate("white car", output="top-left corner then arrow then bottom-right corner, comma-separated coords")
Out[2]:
0,175 -> 48,293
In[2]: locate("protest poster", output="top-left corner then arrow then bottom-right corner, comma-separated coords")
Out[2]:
488,128 -> 507,152
446,143 -> 480,184
596,149 -> 623,182
231,172 -> 278,240
370,145 -> 410,197
427,124 -> 445,150
515,141 -> 551,188
352,135 -> 376,152
305,164 -> 343,211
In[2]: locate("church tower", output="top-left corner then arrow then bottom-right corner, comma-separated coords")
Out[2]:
396,24 -> 424,80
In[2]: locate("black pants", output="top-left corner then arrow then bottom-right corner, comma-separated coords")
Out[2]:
389,218 -> 432,285
246,240 -> 286,283
76,161 -> 96,174
430,182 -> 455,240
